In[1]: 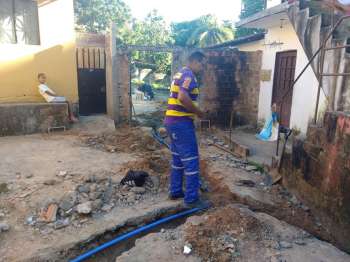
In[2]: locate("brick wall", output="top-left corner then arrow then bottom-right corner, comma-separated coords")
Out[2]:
200,49 -> 262,127
282,111 -> 350,252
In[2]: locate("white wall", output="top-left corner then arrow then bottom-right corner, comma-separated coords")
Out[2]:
266,0 -> 283,8
239,22 -> 326,134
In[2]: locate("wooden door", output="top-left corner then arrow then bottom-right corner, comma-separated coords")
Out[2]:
272,50 -> 297,127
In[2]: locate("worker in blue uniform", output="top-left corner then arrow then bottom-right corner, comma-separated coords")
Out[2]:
164,51 -> 210,208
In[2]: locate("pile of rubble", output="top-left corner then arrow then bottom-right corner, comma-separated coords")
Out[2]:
26,173 -> 160,234
80,127 -> 162,154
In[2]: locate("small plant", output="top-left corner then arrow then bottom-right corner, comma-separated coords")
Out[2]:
291,126 -> 301,136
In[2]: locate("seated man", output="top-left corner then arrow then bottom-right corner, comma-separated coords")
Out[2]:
138,83 -> 154,100
38,73 -> 78,122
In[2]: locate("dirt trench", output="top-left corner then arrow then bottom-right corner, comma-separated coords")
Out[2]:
60,157 -> 345,262
199,160 -> 339,249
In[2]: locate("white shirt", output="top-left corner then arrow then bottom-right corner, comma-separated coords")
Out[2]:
38,84 -> 56,103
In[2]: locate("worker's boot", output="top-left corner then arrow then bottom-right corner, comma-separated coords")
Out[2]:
184,198 -> 212,210
168,192 -> 185,200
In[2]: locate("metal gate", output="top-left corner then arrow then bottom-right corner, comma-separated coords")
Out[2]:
76,47 -> 106,115
272,50 -> 297,127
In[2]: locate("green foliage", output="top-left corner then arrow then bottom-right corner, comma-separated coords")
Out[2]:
235,0 -> 266,38
171,15 -> 234,48
126,10 -> 173,74
131,79 -> 144,85
74,0 -> 131,33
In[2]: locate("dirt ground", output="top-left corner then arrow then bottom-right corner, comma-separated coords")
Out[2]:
0,116 -> 175,261
0,115 -> 349,261
118,205 -> 350,262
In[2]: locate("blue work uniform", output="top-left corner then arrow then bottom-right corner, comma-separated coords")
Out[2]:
164,67 -> 200,204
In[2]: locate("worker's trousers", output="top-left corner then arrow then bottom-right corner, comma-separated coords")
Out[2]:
166,121 -> 200,204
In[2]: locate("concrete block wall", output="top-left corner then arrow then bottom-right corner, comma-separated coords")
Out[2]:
282,111 -> 350,252
0,103 -> 68,136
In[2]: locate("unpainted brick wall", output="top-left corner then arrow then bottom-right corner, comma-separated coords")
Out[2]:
200,50 -> 262,127
282,111 -> 350,252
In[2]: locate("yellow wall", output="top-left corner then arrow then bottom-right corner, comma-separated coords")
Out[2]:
0,0 -> 78,103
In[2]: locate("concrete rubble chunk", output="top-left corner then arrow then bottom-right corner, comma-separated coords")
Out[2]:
0,222 -> 10,232
54,218 -> 70,230
0,183 -> 9,194
92,199 -> 103,211
59,199 -> 75,211
43,179 -> 58,186
57,171 -> 68,177
101,204 -> 113,212
130,187 -> 146,194
245,165 -> 258,171
25,174 -> 33,179
77,201 -> 92,214
279,241 -> 293,249
77,185 -> 90,194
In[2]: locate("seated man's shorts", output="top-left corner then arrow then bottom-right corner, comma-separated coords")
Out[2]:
50,96 -> 67,103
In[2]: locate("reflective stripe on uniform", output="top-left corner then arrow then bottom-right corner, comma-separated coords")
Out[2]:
171,151 -> 179,156
185,171 -> 199,176
181,156 -> 199,162
172,165 -> 185,170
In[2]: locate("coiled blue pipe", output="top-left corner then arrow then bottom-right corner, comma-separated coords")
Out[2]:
70,207 -> 204,262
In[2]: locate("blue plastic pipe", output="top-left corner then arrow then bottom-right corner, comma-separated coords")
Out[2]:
70,207 -> 204,262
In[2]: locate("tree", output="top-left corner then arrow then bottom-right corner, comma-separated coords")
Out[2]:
127,10 -> 174,74
74,0 -> 131,33
171,15 -> 234,48
235,0 -> 266,38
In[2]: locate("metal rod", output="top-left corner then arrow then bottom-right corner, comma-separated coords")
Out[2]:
11,0 -> 17,44
320,73 -> 350,76
314,37 -> 326,124
76,49 -> 79,69
98,48 -> 101,69
324,44 -> 350,51
93,48 -> 96,69
88,48 -> 90,69
280,15 -> 350,104
82,48 -> 85,69
104,50 -> 106,69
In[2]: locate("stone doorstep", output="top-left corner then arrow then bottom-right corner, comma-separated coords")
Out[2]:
223,135 -> 250,158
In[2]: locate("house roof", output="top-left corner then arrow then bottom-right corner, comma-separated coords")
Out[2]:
236,2 -> 291,29
206,33 -> 265,49
37,0 -> 58,7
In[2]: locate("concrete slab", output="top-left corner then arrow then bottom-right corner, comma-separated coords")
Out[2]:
226,130 -> 277,166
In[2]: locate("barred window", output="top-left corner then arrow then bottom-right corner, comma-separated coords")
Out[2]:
0,0 -> 40,45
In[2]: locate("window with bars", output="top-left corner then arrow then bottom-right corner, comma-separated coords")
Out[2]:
0,0 -> 40,45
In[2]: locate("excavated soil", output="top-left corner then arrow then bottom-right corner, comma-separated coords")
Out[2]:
185,206 -> 264,261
